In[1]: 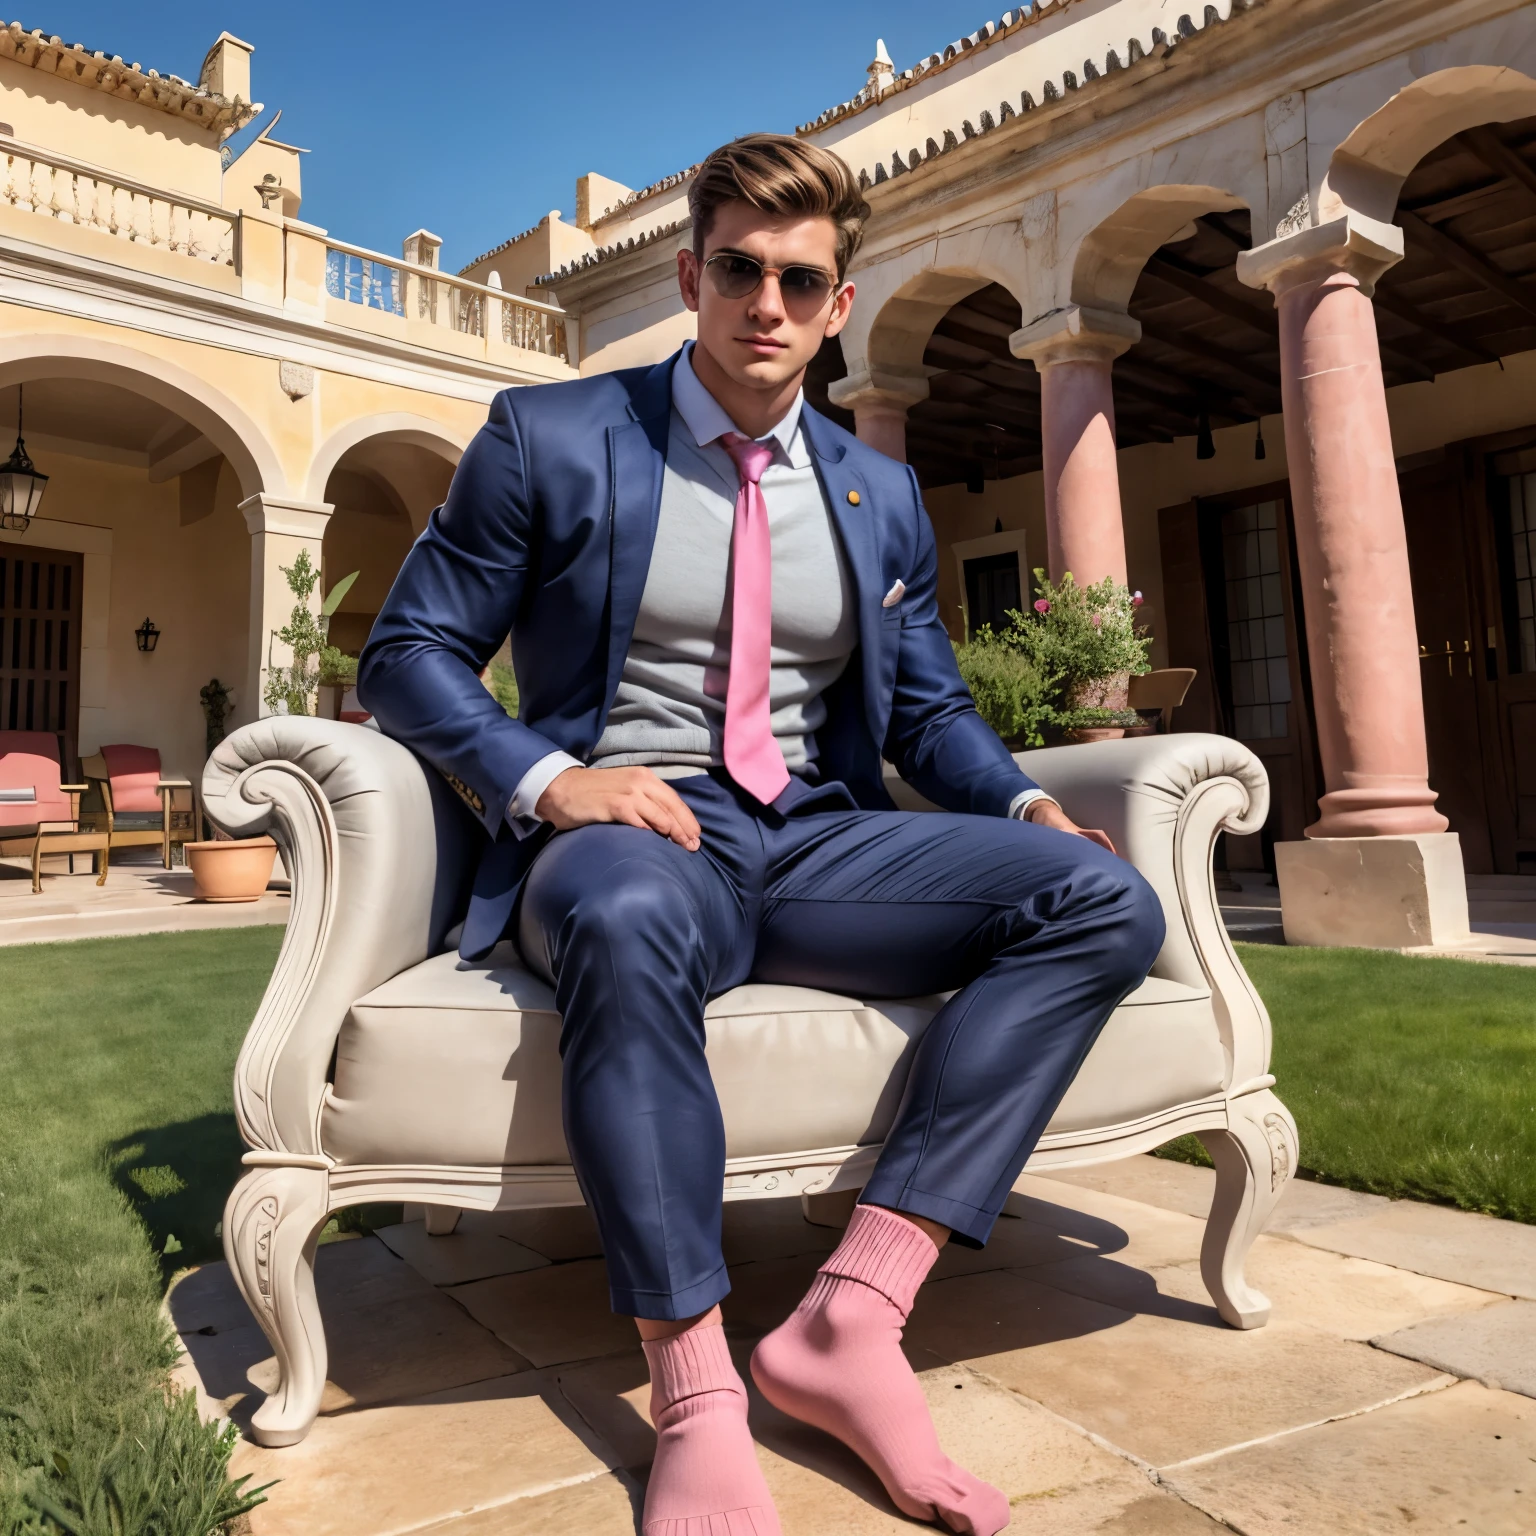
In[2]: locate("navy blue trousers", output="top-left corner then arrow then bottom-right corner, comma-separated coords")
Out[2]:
517,772 -> 1164,1319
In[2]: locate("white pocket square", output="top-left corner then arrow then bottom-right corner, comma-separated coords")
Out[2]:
882,579 -> 907,608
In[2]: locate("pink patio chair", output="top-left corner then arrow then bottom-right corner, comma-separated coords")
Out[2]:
83,744 -> 197,868
0,730 -> 107,892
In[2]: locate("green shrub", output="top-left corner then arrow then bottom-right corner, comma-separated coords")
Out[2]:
486,659 -> 519,718
953,628 -> 1056,747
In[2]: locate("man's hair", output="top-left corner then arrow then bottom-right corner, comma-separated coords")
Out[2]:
689,134 -> 869,281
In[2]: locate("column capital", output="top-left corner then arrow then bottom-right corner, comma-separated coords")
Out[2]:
1010,305 -> 1141,369
239,494 -> 334,539
1237,212 -> 1404,299
827,364 -> 930,413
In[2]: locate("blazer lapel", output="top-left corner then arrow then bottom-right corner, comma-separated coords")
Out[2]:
602,356 -> 676,719
802,406 -> 894,747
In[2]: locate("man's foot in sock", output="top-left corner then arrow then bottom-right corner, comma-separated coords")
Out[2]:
642,1322 -> 781,1536
751,1205 -> 1009,1535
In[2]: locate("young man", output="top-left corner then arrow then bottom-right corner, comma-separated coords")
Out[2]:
359,135 -> 1162,1536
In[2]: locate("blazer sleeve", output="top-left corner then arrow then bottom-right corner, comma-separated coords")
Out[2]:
880,468 -> 1042,817
357,390 -> 568,837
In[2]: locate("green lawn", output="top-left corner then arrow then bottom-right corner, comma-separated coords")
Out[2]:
1158,943 -> 1536,1223
0,928 -> 284,1535
2,927 -> 1533,1533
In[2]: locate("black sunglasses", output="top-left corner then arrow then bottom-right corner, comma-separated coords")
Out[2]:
702,252 -> 840,316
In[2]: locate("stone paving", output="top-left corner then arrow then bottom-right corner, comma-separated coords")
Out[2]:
0,851 -> 289,945
169,1156 -> 1536,1536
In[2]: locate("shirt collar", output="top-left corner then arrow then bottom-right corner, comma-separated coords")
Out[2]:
674,341 -> 807,467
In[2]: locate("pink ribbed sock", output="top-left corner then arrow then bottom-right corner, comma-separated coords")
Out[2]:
751,1205 -> 1009,1535
641,1322 -> 781,1536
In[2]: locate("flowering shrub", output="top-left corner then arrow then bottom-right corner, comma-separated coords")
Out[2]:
1005,570 -> 1151,709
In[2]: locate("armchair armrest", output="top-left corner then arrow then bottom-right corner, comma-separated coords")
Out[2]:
885,732 -> 1272,1089
202,717 -> 481,1157
1015,733 -> 1272,1088
59,783 -> 88,793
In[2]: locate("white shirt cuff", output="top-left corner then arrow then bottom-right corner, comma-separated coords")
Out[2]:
1008,788 -> 1058,821
506,750 -> 584,838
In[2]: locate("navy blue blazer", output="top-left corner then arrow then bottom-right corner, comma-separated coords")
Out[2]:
358,350 -> 1040,959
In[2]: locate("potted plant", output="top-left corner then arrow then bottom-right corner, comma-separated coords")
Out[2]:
184,834 -> 278,902
317,647 -> 359,722
263,553 -> 359,718
959,572 -> 1151,745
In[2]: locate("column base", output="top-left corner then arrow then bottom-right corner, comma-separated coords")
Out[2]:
1274,834 -> 1470,950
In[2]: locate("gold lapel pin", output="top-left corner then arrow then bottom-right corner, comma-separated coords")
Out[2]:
847,490 -> 861,505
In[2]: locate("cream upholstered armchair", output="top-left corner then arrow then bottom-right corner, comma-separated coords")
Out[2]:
204,717 -> 1297,1449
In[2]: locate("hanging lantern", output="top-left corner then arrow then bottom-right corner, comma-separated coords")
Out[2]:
1195,399 -> 1215,461
0,385 -> 47,533
1254,418 -> 1267,461
135,616 -> 161,653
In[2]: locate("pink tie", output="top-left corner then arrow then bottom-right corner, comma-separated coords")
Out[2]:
720,432 -> 790,805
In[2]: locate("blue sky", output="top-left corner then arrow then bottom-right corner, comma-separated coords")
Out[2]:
40,2 -> 1002,270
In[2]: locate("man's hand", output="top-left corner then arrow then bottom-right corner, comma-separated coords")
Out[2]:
1024,796 -> 1116,855
535,766 -> 702,851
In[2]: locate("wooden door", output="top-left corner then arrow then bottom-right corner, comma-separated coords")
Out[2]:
1160,491 -> 1320,869
1399,461 -> 1496,872
0,542 -> 83,771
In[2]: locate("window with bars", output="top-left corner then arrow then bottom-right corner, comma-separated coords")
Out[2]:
1220,501 -> 1292,740
0,544 -> 81,749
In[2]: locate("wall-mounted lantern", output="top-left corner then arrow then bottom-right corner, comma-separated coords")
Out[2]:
135,616 -> 161,653
0,385 -> 48,533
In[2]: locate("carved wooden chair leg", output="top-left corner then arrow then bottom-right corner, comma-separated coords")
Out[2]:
1196,1088 -> 1298,1329
423,1204 -> 461,1236
223,1162 -> 332,1447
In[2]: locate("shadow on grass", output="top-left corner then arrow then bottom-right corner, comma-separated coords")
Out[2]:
110,1112 -> 246,1282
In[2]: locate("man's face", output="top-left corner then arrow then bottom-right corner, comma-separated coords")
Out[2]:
678,200 -> 855,392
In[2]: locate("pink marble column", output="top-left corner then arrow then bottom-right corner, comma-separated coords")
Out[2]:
851,399 -> 912,462
828,367 -> 928,465
1011,306 -> 1139,587
1242,230 -> 1446,838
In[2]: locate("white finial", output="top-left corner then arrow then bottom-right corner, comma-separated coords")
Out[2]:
867,38 -> 895,98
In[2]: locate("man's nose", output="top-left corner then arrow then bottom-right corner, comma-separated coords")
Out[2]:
748,273 -> 787,322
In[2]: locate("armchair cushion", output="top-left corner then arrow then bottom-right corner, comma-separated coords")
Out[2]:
101,744 -> 162,813
0,730 -> 70,830
319,942 -> 1224,1170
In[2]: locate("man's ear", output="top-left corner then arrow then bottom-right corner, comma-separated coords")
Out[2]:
823,280 -> 856,339
677,249 -> 701,314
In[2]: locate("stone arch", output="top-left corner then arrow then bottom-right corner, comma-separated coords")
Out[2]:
0,333 -> 284,498
1070,185 -> 1249,313
304,413 -> 466,504
1322,65 -> 1536,224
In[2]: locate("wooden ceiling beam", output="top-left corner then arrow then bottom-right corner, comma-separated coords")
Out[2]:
1143,256 -> 1280,337
1397,206 -> 1536,322
1371,282 -> 1502,366
1459,126 -> 1536,205
1133,316 -> 1282,389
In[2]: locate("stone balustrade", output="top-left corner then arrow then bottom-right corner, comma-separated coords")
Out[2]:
0,138 -> 237,266
322,236 -> 572,364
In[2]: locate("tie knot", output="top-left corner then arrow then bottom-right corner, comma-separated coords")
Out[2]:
721,431 -> 775,486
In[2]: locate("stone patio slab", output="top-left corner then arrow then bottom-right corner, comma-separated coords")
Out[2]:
232,1372 -> 617,1536
1149,1234 -> 1503,1341
1037,1154 -> 1394,1233
416,1471 -> 639,1534
465,1204 -> 605,1262
906,1267 -> 1449,1466
452,1257 -> 637,1367
375,1218 -> 551,1287
1291,1197 -> 1536,1298
719,1194 -> 843,1266
1007,1175 -> 1208,1270
1372,1299 -> 1536,1397
1163,1381 -> 1535,1535
183,1284 -> 528,1418
1017,1479 -> 1234,1535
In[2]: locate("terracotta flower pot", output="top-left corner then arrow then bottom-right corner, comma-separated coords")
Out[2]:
185,837 -> 277,902
1063,726 -> 1126,744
